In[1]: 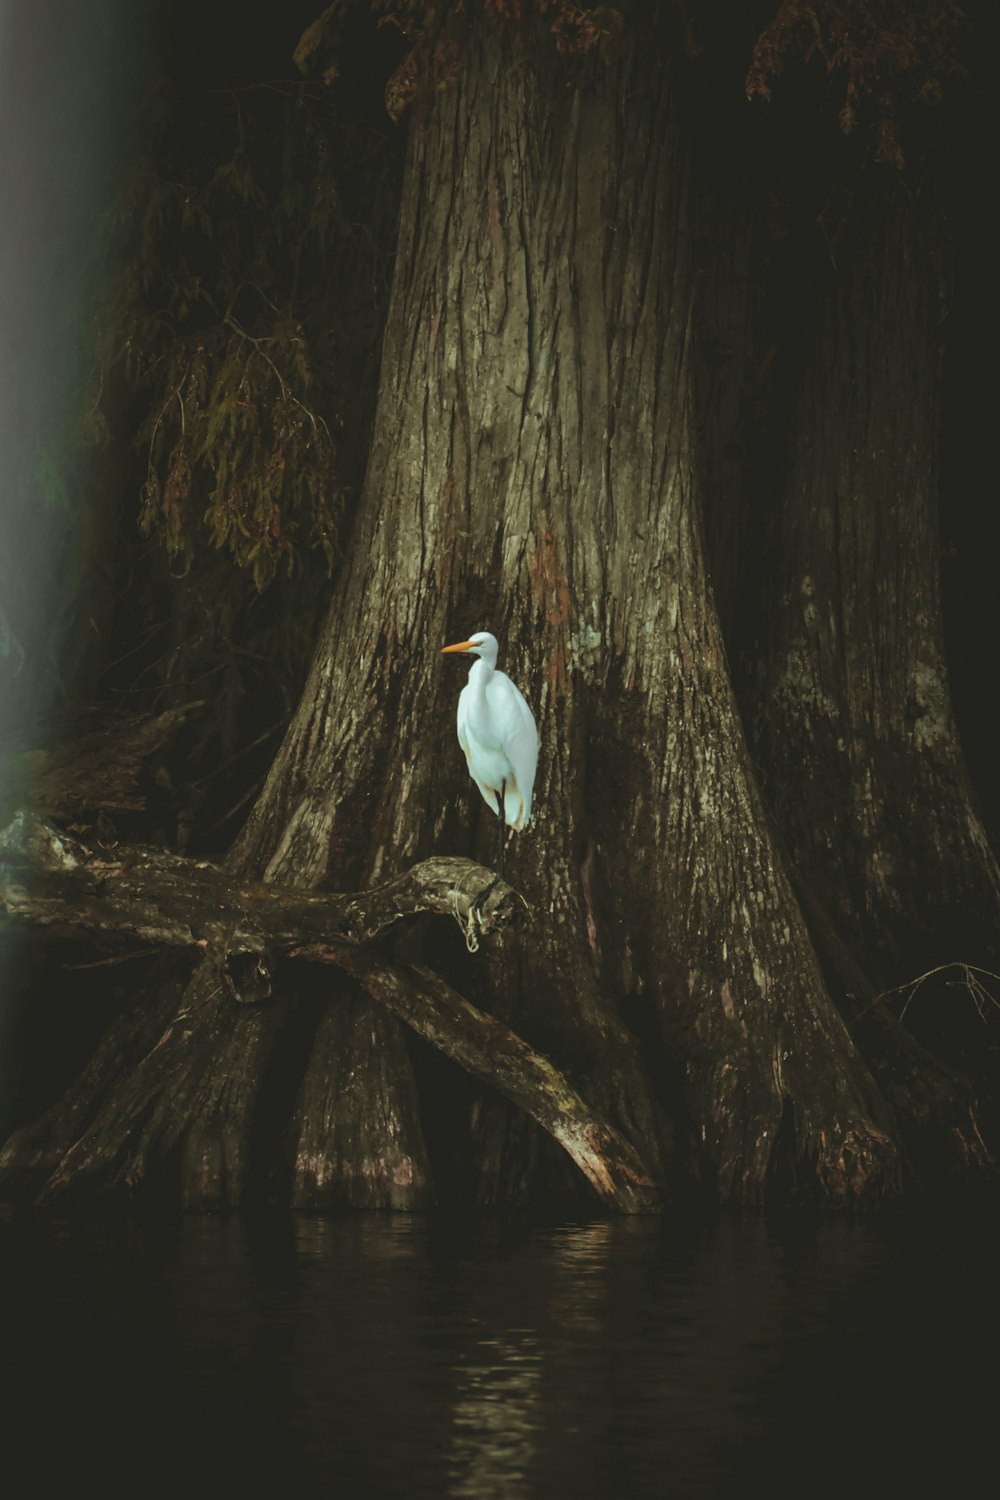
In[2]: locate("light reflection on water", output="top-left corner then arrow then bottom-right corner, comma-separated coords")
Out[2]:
1,1206 -> 996,1496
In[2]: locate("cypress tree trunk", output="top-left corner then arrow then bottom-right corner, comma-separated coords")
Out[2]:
4,12 -> 926,1210
231,15 -> 898,1205
748,177 -> 1000,1002
743,175 -> 999,1170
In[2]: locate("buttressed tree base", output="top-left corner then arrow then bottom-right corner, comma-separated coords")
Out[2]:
2,0 -> 997,1214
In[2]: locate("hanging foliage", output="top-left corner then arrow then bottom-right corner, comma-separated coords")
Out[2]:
296,1 -> 629,120
96,78 -> 396,590
747,0 -> 967,165
59,52 -> 404,847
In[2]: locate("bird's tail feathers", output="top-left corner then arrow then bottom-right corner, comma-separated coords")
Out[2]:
504,782 -> 529,831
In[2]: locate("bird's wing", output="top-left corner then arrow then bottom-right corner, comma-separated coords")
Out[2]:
457,684 -> 500,813
490,673 -> 539,829
456,689 -> 471,758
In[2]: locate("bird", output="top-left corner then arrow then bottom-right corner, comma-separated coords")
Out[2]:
441,631 -> 538,877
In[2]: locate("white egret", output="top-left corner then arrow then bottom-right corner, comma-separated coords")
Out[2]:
441,631 -> 538,875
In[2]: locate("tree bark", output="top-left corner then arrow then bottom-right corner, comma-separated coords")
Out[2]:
229,14 -> 898,1204
0,812 -> 524,954
287,978 -> 433,1212
747,174 -> 1000,1066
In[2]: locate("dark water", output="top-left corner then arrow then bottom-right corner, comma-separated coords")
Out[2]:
1,1203 -> 997,1498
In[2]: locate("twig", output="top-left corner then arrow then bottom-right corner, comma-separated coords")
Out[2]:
223,314 -> 332,444
865,962 -> 1000,1024
63,948 -> 159,971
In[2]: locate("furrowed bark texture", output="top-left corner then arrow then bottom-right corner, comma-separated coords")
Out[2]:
749,182 -> 1000,1002
34,963 -> 284,1208
231,19 -> 899,1204
290,979 -> 432,1211
691,149 -> 996,1177
0,985 -> 181,1194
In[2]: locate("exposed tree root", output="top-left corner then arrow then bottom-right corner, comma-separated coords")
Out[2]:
792,871 -> 997,1186
25,966 -> 282,1207
0,988 -> 177,1195
0,813 -> 657,1212
323,949 -> 660,1213
289,982 -> 432,1212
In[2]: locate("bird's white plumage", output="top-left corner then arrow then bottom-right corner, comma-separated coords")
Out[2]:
443,632 -> 538,830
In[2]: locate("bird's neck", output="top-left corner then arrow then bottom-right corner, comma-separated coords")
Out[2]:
468,657 -> 493,696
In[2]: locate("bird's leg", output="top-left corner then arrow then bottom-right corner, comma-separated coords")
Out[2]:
496,780 -> 507,879
471,785 -> 506,928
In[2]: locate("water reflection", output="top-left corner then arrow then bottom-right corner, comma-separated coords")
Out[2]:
0,1206 -> 996,1497
449,1329 -> 542,1498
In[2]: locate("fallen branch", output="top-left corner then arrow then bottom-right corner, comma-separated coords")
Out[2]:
308,946 -> 660,1214
0,811 -> 521,956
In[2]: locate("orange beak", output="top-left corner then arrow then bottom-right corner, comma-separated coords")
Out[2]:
441,639 -> 475,654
